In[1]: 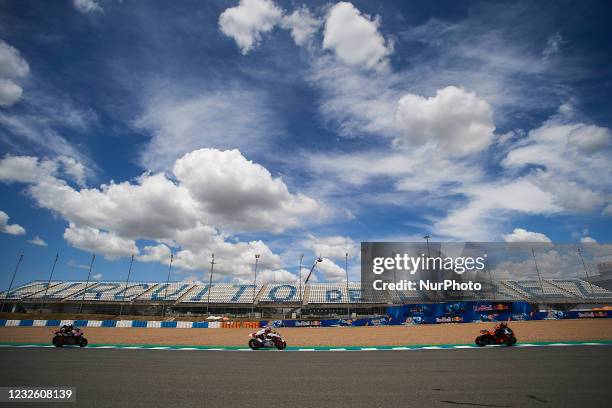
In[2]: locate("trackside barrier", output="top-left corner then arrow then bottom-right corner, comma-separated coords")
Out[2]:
261,302 -> 612,328
2,305 -> 610,329
221,321 -> 259,328
0,320 -> 219,328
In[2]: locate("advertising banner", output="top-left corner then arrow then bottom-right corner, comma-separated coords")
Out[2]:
386,301 -> 532,324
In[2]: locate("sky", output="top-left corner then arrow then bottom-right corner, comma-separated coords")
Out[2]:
0,0 -> 610,288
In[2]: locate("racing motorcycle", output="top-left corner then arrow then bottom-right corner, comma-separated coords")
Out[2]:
475,326 -> 517,347
52,328 -> 88,347
248,331 -> 287,350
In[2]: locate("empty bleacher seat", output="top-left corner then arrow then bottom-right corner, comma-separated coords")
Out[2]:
28,281 -> 92,299
503,280 -> 575,300
306,283 -> 387,304
137,283 -> 194,301
0,281 -> 59,299
180,284 -> 262,303
66,282 -> 154,301
259,284 -> 302,302
547,279 -> 612,300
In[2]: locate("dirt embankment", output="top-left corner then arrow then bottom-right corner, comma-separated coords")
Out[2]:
1,319 -> 611,347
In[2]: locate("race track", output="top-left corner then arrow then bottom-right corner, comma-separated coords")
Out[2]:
1,346 -> 611,408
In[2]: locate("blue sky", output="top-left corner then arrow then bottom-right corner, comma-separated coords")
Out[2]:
0,0 -> 610,288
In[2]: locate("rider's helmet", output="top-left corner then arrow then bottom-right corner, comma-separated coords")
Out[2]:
264,326 -> 272,333
498,321 -> 508,329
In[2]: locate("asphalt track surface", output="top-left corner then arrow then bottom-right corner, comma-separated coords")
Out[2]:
1,346 -> 611,408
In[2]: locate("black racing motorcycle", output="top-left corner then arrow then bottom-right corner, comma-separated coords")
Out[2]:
52,329 -> 88,347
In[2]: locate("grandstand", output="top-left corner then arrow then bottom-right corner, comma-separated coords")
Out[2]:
1,278 -> 611,317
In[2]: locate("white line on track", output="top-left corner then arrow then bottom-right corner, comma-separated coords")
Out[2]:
1,342 -> 610,352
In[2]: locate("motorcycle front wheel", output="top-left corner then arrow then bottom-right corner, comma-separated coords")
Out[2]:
79,337 -> 88,347
275,341 -> 287,350
248,339 -> 260,350
52,336 -> 63,348
505,337 -> 517,346
475,335 -> 488,347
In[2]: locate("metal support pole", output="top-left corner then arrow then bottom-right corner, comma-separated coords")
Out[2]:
345,252 -> 350,320
298,253 -> 304,318
162,253 -> 174,318
577,247 -> 595,295
484,250 -> 496,302
119,254 -> 135,317
1,254 -> 23,312
424,235 -> 431,258
41,254 -> 59,311
251,254 -> 260,318
531,248 -> 545,302
79,254 -> 96,314
206,254 -> 215,316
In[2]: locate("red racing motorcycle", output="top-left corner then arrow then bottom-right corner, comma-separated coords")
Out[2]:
475,326 -> 517,347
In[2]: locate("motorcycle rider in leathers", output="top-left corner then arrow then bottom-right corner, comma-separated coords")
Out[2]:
254,326 -> 273,344
493,321 -> 509,338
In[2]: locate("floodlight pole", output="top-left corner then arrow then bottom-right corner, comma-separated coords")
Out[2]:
424,235 -> 431,258
41,253 -> 59,311
484,250 -> 496,302
206,254 -> 215,316
531,248 -> 545,302
162,253 -> 174,318
79,254 -> 96,313
345,252 -> 350,320
1,254 -> 23,312
119,254 -> 135,317
577,247 -> 595,295
298,253 -> 304,317
251,254 -> 260,318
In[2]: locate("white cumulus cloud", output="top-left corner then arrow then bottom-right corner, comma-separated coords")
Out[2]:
305,234 -> 357,261
27,236 -> 48,246
72,0 -> 103,14
0,79 -> 23,107
174,149 -> 323,233
281,6 -> 321,47
502,228 -> 552,243
0,210 -> 25,235
322,2 -> 393,70
0,40 -> 29,107
394,86 -> 495,156
219,0 -> 283,54
254,269 -> 299,284
0,150 -> 323,280
317,257 -> 347,282
63,223 -> 139,260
